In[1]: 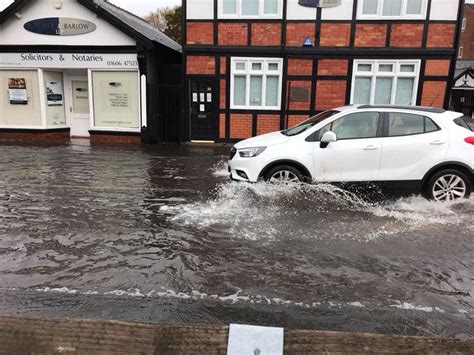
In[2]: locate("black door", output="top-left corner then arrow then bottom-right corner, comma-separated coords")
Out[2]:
452,90 -> 474,117
190,79 -> 216,141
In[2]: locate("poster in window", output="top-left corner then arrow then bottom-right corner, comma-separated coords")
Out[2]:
46,80 -> 64,106
8,78 -> 28,105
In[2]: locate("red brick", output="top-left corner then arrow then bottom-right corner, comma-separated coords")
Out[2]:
320,23 -> 351,47
427,24 -> 456,48
219,113 -> 226,139
287,115 -> 308,129
390,24 -> 423,48
218,23 -> 248,46
90,134 -> 141,144
230,114 -> 253,139
220,79 -> 226,109
421,81 -> 447,108
251,23 -> 281,46
287,59 -> 313,76
186,55 -> 215,75
220,57 -> 227,74
355,24 -> 387,47
287,81 -> 312,111
0,130 -> 70,142
186,22 -> 214,45
318,59 -> 349,76
316,80 -> 347,110
424,60 -> 451,76
286,23 -> 316,47
257,115 -> 280,135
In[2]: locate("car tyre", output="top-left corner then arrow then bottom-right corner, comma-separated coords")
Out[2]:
425,169 -> 471,202
265,165 -> 304,183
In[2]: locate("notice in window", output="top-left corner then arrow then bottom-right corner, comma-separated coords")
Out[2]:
8,78 -> 28,105
46,80 -> 64,106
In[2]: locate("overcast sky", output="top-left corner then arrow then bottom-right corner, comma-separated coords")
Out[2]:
0,0 -> 180,15
1,0 -> 473,16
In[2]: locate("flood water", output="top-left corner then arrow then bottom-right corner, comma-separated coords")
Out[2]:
0,140 -> 472,339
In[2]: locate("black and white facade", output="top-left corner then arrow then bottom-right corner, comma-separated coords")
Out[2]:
0,0 -> 181,143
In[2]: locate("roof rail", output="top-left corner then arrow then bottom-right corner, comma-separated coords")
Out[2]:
357,105 -> 446,114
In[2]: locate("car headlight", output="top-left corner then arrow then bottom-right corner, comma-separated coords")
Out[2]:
238,147 -> 266,158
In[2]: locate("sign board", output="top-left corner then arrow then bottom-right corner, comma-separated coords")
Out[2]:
0,53 -> 139,69
298,0 -> 341,7
24,18 -> 97,36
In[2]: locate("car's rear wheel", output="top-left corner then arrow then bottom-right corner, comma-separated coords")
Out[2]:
265,165 -> 304,183
426,169 -> 471,202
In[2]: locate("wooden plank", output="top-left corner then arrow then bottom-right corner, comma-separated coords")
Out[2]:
0,316 -> 472,354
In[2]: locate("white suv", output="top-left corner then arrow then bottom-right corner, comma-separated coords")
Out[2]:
229,105 -> 474,202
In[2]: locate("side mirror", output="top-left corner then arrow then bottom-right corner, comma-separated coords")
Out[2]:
320,131 -> 337,148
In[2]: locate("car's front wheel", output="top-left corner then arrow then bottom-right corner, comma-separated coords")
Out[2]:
265,165 -> 304,183
426,169 -> 472,202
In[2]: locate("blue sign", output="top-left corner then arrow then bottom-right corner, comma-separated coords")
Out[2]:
24,18 -> 97,36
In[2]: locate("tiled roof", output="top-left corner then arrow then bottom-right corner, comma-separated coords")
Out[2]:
455,60 -> 474,78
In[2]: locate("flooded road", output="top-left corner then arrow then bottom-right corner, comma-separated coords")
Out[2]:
0,141 -> 472,339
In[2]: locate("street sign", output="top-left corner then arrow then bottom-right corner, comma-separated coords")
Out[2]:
298,0 -> 342,8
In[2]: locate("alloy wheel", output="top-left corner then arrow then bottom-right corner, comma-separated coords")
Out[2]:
432,174 -> 467,202
269,170 -> 300,183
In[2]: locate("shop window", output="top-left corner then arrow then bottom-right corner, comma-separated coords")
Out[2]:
351,60 -> 420,106
230,57 -> 282,110
91,71 -> 140,130
359,0 -> 426,19
0,70 -> 42,127
220,0 -> 281,18
44,71 -> 66,127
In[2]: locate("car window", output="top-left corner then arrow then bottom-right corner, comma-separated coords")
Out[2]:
321,112 -> 379,140
454,117 -> 473,131
388,113 -> 424,136
425,117 -> 439,133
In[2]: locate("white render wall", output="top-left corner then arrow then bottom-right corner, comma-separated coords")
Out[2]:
0,0 -> 136,46
187,0 -> 214,19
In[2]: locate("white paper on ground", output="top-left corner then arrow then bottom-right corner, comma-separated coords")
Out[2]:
227,324 -> 284,355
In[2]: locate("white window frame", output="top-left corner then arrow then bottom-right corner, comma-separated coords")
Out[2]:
350,60 -> 421,106
219,0 -> 282,19
358,0 -> 428,20
461,17 -> 467,31
458,46 -> 464,59
230,57 -> 283,110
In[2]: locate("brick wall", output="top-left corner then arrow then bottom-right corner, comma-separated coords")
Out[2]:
218,23 -> 248,46
186,55 -> 215,75
257,115 -> 280,135
421,81 -> 447,108
0,130 -> 70,142
459,5 -> 474,59
286,23 -> 316,47
390,24 -> 423,48
186,22 -> 214,45
424,60 -> 451,76
319,23 -> 350,47
230,114 -> 253,139
251,23 -> 281,46
318,59 -> 349,76
287,81 -> 312,111
316,81 -> 347,110
220,57 -> 227,74
287,115 -> 308,129
90,134 -> 141,144
288,59 -> 313,76
427,24 -> 456,48
220,79 -> 226,109
355,24 -> 387,47
219,114 -> 226,139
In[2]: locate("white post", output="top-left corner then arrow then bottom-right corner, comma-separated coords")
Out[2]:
38,69 -> 47,128
140,74 -> 147,128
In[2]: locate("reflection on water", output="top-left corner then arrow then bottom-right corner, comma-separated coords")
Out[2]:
0,141 -> 472,338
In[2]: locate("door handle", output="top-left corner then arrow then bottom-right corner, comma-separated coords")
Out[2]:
430,140 -> 445,145
363,145 -> 378,151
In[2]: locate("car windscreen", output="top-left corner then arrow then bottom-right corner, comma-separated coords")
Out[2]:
282,110 -> 340,137
454,116 -> 473,131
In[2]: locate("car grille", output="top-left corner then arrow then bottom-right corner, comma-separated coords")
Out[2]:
230,147 -> 237,160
